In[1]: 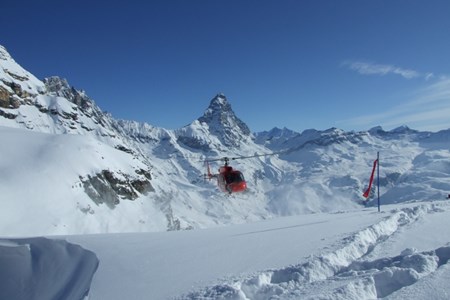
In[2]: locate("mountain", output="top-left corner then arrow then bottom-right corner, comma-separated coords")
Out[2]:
1,44 -> 450,237
197,93 -> 251,146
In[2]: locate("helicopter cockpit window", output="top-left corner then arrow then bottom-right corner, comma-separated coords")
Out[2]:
226,172 -> 245,184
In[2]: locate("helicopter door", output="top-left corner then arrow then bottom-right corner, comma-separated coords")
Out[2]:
217,174 -> 227,191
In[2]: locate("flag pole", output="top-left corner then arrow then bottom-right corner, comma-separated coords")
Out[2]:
377,151 -> 380,212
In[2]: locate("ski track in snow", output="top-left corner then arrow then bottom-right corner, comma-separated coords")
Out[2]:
178,203 -> 450,300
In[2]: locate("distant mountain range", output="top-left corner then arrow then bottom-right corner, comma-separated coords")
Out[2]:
1,44 -> 449,236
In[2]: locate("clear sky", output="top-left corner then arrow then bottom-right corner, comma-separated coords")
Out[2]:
1,0 -> 450,132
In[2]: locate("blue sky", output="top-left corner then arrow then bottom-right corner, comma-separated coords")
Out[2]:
1,0 -> 450,132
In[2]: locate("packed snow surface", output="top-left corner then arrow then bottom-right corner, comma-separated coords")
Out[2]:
51,201 -> 450,299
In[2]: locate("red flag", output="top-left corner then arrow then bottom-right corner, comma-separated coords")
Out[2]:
363,159 -> 378,198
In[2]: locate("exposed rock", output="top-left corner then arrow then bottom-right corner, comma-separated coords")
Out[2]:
0,86 -> 9,108
198,94 -> 250,136
135,168 -> 152,180
80,169 -> 154,209
4,69 -> 28,81
196,94 -> 251,147
1,79 -> 32,101
177,136 -> 211,151
0,82 -> 19,109
0,109 -> 17,119
115,144 -> 134,155
44,76 -> 92,110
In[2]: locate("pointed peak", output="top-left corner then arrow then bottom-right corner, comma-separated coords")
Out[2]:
214,92 -> 226,100
200,93 -> 235,118
201,93 -> 234,118
0,45 -> 13,61
368,126 -> 386,135
266,126 -> 298,136
208,93 -> 230,109
196,94 -> 251,146
390,125 -> 417,134
43,76 -> 71,91
43,76 -> 92,109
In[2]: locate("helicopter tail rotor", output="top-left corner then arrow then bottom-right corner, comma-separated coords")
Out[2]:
203,160 -> 217,180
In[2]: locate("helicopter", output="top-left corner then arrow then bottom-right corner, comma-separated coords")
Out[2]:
204,153 -> 282,194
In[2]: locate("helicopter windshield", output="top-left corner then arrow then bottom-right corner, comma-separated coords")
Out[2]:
225,172 -> 245,184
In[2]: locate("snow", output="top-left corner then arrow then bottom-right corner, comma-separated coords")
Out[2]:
0,237 -> 98,300
0,126 -> 168,236
2,202 -> 449,299
2,44 -> 450,299
66,208 -> 384,299
0,45 -> 45,95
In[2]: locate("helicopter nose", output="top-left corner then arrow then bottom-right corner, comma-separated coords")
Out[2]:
230,181 -> 247,193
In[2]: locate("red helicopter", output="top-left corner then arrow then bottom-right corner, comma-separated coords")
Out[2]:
205,157 -> 247,194
204,153 -> 280,194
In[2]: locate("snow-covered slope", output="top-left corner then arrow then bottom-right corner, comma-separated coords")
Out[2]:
1,43 -> 450,238
0,126 -> 167,236
0,46 -> 114,136
258,126 -> 450,208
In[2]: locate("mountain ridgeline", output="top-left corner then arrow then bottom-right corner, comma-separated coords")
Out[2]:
1,44 -> 450,236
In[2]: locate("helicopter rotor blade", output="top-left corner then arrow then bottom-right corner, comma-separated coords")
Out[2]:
204,157 -> 229,163
229,150 -> 287,161
204,150 -> 289,164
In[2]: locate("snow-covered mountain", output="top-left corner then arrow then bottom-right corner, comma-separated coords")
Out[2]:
1,44 -> 450,237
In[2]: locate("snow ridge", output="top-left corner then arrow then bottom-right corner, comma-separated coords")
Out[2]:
179,203 -> 447,299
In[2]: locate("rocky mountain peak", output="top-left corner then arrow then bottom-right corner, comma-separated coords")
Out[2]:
195,94 -> 251,147
0,45 -> 12,61
0,46 -> 116,136
198,94 -> 250,134
44,76 -> 71,92
206,93 -> 229,110
43,76 -> 92,110
0,45 -> 46,109
368,126 -> 385,135
176,94 -> 252,150
390,125 -> 418,134
199,94 -> 232,119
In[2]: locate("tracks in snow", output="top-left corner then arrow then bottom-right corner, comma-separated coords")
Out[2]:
178,203 -> 450,300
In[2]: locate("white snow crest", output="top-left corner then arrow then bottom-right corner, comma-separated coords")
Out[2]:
179,203 -> 446,299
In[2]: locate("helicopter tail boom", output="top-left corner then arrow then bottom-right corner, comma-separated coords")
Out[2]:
204,161 -> 216,180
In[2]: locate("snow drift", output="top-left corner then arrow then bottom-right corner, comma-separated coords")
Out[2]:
178,202 -> 450,300
0,237 -> 98,300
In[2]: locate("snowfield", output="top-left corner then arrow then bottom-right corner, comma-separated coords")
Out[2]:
2,201 -> 449,299
3,202 -> 449,299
